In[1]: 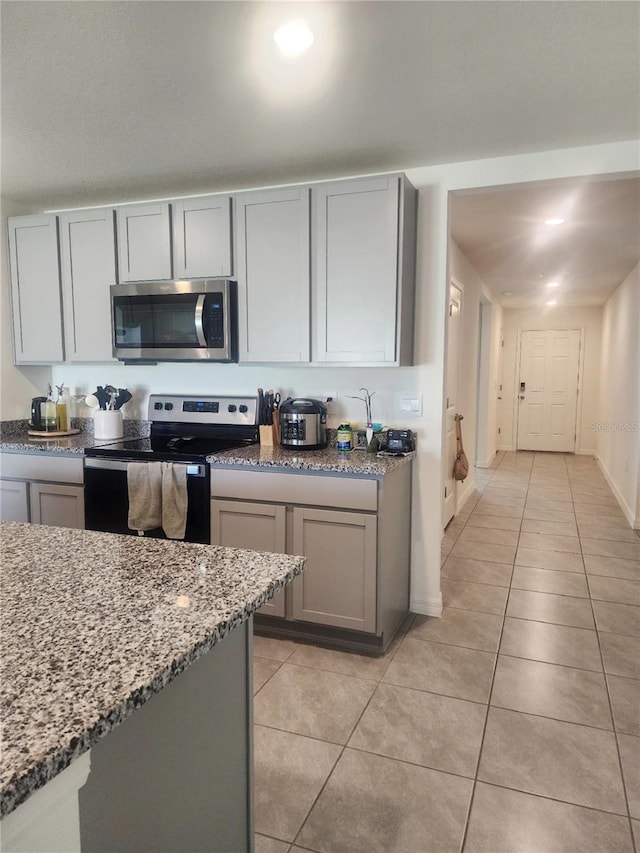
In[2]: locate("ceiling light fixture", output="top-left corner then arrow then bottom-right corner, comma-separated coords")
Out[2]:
544,217 -> 565,226
273,20 -> 314,56
547,281 -> 560,287
502,291 -> 512,296
546,300 -> 557,306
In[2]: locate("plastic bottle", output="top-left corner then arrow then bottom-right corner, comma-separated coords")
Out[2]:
55,384 -> 69,432
337,423 -> 352,452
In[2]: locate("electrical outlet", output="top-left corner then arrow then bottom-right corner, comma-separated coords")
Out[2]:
323,391 -> 337,404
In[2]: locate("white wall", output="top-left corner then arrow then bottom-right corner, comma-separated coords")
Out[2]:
0,197 -> 52,420
3,140 -> 638,618
596,263 -> 640,527
500,306 -> 603,454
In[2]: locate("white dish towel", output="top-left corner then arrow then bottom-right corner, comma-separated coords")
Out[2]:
127,462 -> 188,539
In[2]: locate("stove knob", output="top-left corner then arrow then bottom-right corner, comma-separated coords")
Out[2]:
165,402 -> 173,411
154,402 -> 163,410
228,404 -> 237,413
239,405 -> 248,413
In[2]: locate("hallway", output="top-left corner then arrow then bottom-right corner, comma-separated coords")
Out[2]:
253,451 -> 640,853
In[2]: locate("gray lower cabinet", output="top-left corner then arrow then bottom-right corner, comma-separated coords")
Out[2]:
212,500 -> 286,617
0,479 -> 29,522
29,483 -> 85,529
291,507 -> 377,632
0,454 -> 85,529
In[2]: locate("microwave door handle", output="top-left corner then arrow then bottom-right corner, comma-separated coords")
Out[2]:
194,295 -> 207,347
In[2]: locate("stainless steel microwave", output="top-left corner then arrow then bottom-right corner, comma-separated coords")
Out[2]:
111,279 -> 238,362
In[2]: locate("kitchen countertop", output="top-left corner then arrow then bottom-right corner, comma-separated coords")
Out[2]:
0,419 -> 149,457
0,521 -> 305,818
209,443 -> 416,476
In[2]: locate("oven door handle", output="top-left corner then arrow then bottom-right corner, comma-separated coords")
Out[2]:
194,294 -> 207,347
84,458 -> 207,477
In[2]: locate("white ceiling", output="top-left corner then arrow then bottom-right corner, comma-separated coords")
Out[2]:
2,1 -> 639,308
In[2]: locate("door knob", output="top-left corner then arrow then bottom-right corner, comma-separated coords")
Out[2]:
519,395 -> 525,400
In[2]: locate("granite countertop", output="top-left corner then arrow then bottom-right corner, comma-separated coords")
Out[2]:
0,419 -> 149,457
0,521 -> 305,818
208,444 -> 415,476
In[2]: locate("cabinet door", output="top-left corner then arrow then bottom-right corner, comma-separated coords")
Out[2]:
211,500 -> 287,616
116,202 -> 172,281
0,480 -> 29,522
7,215 -> 64,363
59,208 -> 117,362
235,187 -> 310,362
173,196 -> 232,278
313,176 -> 400,364
29,483 -> 85,529
291,507 -> 377,632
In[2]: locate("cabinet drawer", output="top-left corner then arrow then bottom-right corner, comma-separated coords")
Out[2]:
0,453 -> 84,484
211,469 -> 377,511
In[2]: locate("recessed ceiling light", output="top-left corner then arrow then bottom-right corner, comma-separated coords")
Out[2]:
547,300 -> 557,306
502,291 -> 512,296
544,218 -> 565,226
547,281 -> 560,287
274,20 -> 314,56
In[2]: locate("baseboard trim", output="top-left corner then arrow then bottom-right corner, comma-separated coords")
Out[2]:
410,593 -> 443,617
594,454 -> 637,529
475,458 -> 493,469
456,477 -> 476,512
576,449 -> 595,456
497,444 -> 513,452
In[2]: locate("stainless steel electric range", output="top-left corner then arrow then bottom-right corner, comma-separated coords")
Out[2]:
84,393 -> 258,543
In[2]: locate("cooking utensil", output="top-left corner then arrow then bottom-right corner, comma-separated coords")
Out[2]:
114,389 -> 132,410
95,386 -> 110,410
85,394 -> 100,409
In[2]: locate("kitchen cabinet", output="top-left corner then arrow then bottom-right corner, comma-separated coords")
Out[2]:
211,463 -> 412,653
59,208 -> 118,362
116,202 -> 172,282
7,215 -> 64,363
172,195 -> 232,279
0,454 -> 84,529
212,500 -> 286,617
234,186 -> 310,363
312,174 -> 416,365
0,480 -> 29,522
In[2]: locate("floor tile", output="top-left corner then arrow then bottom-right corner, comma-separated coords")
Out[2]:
478,707 -> 627,814
383,636 -> 495,703
588,575 -> 640,606
618,734 -> 640,819
584,554 -> 640,581
348,682 -> 486,777
518,531 -> 581,554
574,502 -> 629,519
254,656 -> 282,693
524,506 -> 576,523
490,655 -> 612,728
255,835 -> 291,853
632,819 -> 640,851
297,748 -> 472,853
253,725 -> 340,842
474,500 -> 524,518
464,783 -> 634,853
515,547 -> 584,573
409,609 -> 503,653
582,538 -> 640,560
607,674 -> 640,736
577,512 -> 634,530
254,635 -> 298,661
600,633 -> 640,679
465,513 -> 522,531
254,663 -> 376,744
442,555 -> 512,587
511,565 -> 589,597
441,578 -> 508,615
521,518 -> 578,536
578,523 -> 639,543
450,539 -> 517,565
499,618 -> 602,671
593,600 -> 640,637
526,498 -> 577,515
506,589 -> 594,629
286,642 -> 394,682
475,492 -> 525,508
458,526 -> 520,547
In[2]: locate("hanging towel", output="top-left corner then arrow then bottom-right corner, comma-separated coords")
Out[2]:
161,462 -> 188,540
127,462 -> 162,532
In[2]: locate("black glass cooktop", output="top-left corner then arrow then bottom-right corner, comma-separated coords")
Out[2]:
86,434 -> 256,463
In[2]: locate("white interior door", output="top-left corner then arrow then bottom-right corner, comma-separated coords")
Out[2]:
517,329 -> 581,452
443,283 -> 463,527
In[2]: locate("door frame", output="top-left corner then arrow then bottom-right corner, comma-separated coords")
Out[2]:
513,326 -> 585,454
442,277 -> 465,528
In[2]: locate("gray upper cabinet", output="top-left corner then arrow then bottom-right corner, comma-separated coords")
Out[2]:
313,174 -> 416,365
59,208 -> 117,362
117,202 -> 172,282
8,215 -> 64,363
234,187 -> 310,363
172,195 -> 232,279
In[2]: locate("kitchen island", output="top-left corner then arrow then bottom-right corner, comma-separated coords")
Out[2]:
0,521 -> 305,852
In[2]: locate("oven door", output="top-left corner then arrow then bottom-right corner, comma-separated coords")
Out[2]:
84,458 -> 210,543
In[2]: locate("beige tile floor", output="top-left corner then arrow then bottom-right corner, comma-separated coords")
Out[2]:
252,451 -> 640,853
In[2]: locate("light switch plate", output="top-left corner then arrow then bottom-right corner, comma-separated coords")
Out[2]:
397,393 -> 423,416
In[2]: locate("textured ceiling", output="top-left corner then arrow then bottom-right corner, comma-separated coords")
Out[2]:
1,0 -> 639,208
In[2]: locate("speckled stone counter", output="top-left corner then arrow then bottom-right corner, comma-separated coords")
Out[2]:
0,521 -> 305,818
0,418 -> 149,456
208,443 -> 415,476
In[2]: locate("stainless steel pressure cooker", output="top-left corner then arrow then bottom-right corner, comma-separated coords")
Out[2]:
279,398 -> 328,450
